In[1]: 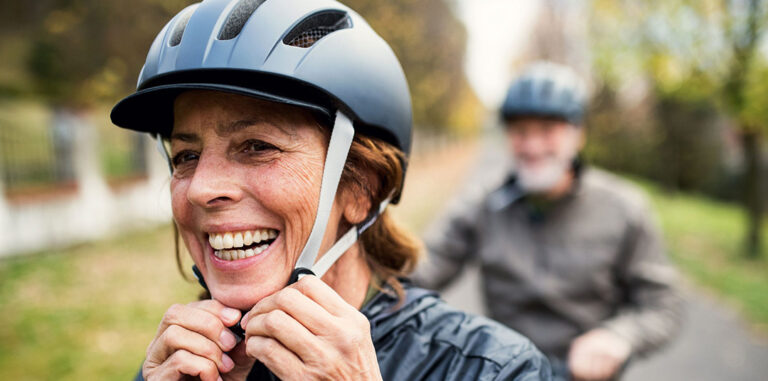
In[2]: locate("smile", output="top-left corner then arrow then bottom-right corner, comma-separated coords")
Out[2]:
208,229 -> 279,261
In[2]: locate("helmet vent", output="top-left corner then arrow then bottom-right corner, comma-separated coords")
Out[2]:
169,5 -> 198,47
284,11 -> 351,48
218,0 -> 266,40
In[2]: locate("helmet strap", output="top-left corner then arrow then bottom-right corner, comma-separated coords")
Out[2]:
155,134 -> 173,173
309,193 -> 393,278
292,111 -> 355,277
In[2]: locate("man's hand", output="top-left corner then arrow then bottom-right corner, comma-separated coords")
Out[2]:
241,275 -> 382,381
568,328 -> 631,381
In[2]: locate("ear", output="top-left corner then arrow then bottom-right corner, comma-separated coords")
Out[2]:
339,183 -> 373,225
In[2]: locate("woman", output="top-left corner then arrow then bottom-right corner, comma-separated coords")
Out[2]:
111,0 -> 551,380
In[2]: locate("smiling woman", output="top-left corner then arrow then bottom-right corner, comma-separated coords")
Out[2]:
110,0 -> 551,380
169,91 -> 337,309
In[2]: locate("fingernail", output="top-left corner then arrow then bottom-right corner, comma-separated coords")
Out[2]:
221,308 -> 240,322
221,353 -> 234,371
217,376 -> 224,381
220,330 -> 237,350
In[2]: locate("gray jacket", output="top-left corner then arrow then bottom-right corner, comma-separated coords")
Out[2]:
413,166 -> 683,359
135,283 -> 552,380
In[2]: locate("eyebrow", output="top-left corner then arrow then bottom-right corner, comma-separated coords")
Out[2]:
170,118 -> 297,142
215,118 -> 296,138
215,119 -> 258,136
169,132 -> 198,142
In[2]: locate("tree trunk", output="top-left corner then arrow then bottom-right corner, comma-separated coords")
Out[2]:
742,129 -> 764,259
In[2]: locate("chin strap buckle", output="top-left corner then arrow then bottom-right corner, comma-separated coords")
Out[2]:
191,265 -> 208,290
288,267 -> 316,285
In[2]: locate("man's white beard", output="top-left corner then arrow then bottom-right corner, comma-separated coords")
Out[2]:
512,127 -> 582,194
516,156 -> 572,193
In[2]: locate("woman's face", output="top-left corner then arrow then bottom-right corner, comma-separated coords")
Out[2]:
170,90 -> 338,310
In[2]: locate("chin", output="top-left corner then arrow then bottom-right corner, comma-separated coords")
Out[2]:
517,164 -> 566,192
209,281 -> 281,311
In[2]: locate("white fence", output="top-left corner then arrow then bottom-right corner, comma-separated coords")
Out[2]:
0,127 -> 472,258
0,125 -> 172,258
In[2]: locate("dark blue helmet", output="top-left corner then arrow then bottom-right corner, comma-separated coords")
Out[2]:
111,0 -> 412,155
500,61 -> 588,125
110,0 -> 414,282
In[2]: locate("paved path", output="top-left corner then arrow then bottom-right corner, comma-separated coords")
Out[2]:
433,131 -> 768,380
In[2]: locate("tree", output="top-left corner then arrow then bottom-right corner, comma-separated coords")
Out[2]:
0,0 -> 481,134
590,0 -> 768,258
0,0 -> 195,107
345,0 -> 482,134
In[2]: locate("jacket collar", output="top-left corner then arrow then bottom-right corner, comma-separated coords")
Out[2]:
361,281 -> 439,341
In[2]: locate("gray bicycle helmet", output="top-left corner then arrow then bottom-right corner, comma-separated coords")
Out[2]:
110,0 -> 412,289
500,61 -> 588,125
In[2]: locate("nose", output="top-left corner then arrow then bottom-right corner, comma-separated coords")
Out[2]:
186,151 -> 244,208
520,131 -> 547,152
511,128 -> 548,156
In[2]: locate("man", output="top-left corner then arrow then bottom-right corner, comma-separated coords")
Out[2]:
412,62 -> 682,380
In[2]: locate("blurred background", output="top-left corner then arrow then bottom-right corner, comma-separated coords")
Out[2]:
0,0 -> 766,379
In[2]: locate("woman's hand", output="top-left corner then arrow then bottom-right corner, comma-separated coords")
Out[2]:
241,275 -> 382,381
142,300 -> 255,381
567,328 -> 631,381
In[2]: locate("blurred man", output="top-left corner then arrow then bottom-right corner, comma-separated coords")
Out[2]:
412,62 -> 682,380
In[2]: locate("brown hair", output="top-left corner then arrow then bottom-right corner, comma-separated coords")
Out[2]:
340,135 -> 423,298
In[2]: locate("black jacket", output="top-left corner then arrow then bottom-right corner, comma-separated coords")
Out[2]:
363,283 -> 551,380
136,283 -> 551,380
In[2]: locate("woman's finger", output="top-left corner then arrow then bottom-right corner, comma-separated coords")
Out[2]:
243,286 -> 336,336
151,324 -> 234,373
158,349 -> 222,381
156,302 -> 240,352
158,300 -> 242,334
246,335 -> 305,380
188,299 -> 243,327
292,275 -> 359,316
245,309 -> 328,363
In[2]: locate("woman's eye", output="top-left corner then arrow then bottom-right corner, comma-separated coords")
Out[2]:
171,150 -> 199,167
243,139 -> 278,153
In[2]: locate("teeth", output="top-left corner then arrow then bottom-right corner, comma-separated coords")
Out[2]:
243,231 -> 253,246
209,229 -> 278,251
255,244 -> 267,255
213,245 -> 268,261
223,233 -> 234,249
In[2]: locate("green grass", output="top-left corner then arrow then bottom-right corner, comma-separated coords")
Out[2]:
0,226 -> 200,380
632,178 -> 768,330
